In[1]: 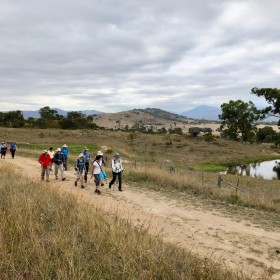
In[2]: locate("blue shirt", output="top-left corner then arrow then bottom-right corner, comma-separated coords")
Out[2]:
61,147 -> 69,158
82,151 -> 91,162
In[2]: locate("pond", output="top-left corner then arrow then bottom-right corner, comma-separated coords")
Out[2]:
227,159 -> 280,180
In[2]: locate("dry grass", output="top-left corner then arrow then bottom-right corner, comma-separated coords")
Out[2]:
124,165 -> 280,230
1,127 -> 280,215
1,127 -> 279,166
0,163 -> 244,280
125,165 -> 280,211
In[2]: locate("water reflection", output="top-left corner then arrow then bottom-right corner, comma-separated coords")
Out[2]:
227,160 -> 280,180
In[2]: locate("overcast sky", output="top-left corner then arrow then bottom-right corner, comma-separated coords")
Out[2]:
0,0 -> 279,113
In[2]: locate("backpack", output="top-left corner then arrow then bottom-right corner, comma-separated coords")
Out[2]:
10,143 -> 16,150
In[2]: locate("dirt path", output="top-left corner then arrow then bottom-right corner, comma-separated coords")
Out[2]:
5,156 -> 280,279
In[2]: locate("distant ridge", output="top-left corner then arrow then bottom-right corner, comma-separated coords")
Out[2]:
181,105 -> 221,121
140,108 -> 190,122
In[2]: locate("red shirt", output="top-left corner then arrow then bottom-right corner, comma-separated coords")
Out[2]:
38,153 -> 52,167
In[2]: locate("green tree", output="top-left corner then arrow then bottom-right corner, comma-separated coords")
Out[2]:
256,126 -> 277,143
67,111 -> 86,120
3,111 -> 25,128
189,127 -> 201,137
251,87 -> 280,125
39,106 -> 58,120
219,100 -> 260,142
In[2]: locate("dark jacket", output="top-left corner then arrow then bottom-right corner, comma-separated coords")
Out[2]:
52,152 -> 64,165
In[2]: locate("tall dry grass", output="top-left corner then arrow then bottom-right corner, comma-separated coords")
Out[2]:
0,163 -> 243,280
125,165 -> 280,215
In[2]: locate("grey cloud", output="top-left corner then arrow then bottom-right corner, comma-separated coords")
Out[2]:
0,0 -> 279,112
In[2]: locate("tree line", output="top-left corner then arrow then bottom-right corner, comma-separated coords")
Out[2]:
0,107 -> 99,129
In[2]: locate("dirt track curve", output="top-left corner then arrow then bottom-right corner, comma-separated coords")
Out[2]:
4,156 -> 280,279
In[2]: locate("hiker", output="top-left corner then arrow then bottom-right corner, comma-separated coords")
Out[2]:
52,148 -> 66,181
109,152 -> 123,191
38,150 -> 52,182
9,141 -> 17,159
48,147 -> 55,171
74,153 -> 86,188
91,154 -> 103,195
0,141 -> 7,159
82,147 -> 91,183
93,151 -> 106,186
61,144 -> 69,171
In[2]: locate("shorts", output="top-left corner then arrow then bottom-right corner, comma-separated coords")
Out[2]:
94,174 -> 100,186
76,170 -> 85,179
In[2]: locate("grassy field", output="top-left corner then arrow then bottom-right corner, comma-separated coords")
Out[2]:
1,127 -> 280,217
0,163 -> 245,280
1,127 -> 279,167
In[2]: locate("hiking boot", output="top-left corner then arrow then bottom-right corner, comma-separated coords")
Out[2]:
95,189 -> 98,193
62,178 -> 66,181
74,181 -> 77,187
118,189 -> 122,192
81,185 -> 85,189
109,184 -> 112,189
97,190 -> 101,195
55,177 -> 58,180
101,183 -> 104,186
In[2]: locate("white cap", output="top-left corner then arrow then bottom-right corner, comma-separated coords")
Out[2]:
56,148 -> 61,152
79,153 -> 84,157
63,144 -> 67,147
43,150 -> 48,153
97,151 -> 103,156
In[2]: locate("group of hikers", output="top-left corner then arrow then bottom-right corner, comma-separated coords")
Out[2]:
0,140 -> 17,159
38,145 -> 123,195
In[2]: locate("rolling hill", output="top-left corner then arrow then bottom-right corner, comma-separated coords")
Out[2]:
91,108 -> 193,130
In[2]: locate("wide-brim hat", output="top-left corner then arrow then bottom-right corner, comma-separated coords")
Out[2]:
97,151 -> 103,156
63,144 -> 67,148
56,148 -> 61,152
43,150 -> 48,153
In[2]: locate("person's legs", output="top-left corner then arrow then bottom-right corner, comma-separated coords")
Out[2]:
94,174 -> 101,194
75,172 -> 79,186
54,164 -> 59,179
84,162 -> 89,182
41,166 -> 45,180
117,172 -> 122,191
109,172 -> 117,188
45,166 -> 50,181
59,164 -> 65,180
63,158 -> 68,171
80,170 -> 85,188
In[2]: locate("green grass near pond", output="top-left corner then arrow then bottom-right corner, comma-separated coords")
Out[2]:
193,163 -> 227,172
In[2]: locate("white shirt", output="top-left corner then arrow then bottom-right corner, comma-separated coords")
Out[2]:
93,160 -> 102,174
112,158 -> 123,173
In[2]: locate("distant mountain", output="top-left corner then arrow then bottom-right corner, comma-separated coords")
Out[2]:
181,105 -> 221,121
21,108 -> 103,119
